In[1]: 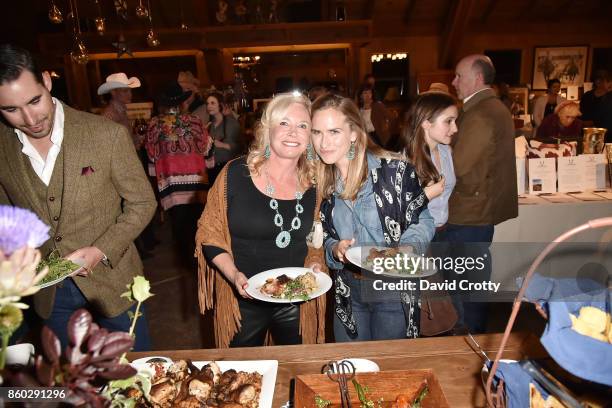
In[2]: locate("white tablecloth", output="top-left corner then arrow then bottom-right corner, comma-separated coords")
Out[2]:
491,193 -> 611,292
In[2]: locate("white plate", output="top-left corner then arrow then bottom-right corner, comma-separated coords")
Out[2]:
345,246 -> 437,279
245,267 -> 332,303
37,258 -> 86,289
131,359 -> 278,408
330,358 -> 379,373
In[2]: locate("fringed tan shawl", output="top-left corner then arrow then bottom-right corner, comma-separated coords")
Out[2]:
195,161 -> 328,348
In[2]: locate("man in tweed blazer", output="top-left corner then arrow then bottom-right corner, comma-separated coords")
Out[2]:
447,54 -> 518,333
0,45 -> 157,350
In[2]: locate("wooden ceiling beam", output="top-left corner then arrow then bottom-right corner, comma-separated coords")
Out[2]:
439,0 -> 475,69
480,0 -> 500,23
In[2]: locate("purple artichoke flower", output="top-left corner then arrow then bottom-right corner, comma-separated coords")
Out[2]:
0,206 -> 50,255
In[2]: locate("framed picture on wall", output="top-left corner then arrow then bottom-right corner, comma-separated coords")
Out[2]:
508,87 -> 528,116
532,46 -> 588,90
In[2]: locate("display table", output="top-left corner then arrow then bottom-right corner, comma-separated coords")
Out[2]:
494,193 -> 612,243
129,332 -> 546,408
491,193 -> 611,290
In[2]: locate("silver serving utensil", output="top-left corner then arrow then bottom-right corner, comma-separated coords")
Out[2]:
465,332 -> 491,364
323,360 -> 356,408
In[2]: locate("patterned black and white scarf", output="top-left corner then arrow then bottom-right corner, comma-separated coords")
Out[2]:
321,157 -> 428,338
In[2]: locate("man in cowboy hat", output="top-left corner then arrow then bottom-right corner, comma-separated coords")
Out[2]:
98,72 -> 141,145
0,44 -> 156,350
98,72 -> 157,259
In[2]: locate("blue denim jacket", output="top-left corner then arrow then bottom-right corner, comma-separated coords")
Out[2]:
324,153 -> 435,270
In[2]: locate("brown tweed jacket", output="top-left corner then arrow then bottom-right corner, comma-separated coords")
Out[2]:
448,88 -> 518,225
0,103 -> 157,318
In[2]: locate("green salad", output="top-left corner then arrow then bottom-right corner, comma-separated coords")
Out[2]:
36,251 -> 82,286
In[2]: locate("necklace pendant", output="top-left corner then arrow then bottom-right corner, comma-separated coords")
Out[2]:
274,213 -> 283,227
276,231 -> 291,248
291,216 -> 301,230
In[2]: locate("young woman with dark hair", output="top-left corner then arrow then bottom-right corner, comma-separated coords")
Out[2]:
402,91 -> 458,235
204,92 -> 242,185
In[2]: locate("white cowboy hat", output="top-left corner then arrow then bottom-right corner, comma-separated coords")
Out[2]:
97,72 -> 141,95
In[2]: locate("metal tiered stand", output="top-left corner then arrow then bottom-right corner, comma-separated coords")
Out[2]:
485,217 -> 612,407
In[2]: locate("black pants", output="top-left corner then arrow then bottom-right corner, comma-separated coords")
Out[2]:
444,224 -> 494,334
229,298 -> 301,347
167,203 -> 203,266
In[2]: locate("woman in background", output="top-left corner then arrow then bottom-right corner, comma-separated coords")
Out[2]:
145,82 -> 211,265
403,91 -> 458,237
533,78 -> 565,130
311,93 -> 434,342
536,100 -> 583,141
195,92 -> 326,348
357,84 -> 390,148
204,92 -> 242,185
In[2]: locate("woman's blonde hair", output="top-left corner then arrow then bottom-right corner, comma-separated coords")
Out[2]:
246,92 -> 314,188
311,93 -> 398,201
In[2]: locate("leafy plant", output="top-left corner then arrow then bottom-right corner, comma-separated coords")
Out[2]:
314,394 -> 331,408
4,309 -> 136,407
352,378 -> 384,408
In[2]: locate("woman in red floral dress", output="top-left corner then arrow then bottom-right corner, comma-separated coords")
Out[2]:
146,82 -> 212,264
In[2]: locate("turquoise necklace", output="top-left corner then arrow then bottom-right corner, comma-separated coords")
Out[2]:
264,169 -> 304,248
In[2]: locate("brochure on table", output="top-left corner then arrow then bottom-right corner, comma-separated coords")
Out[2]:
525,154 -> 608,195
557,156 -> 582,193
580,154 -> 607,191
528,158 -> 556,194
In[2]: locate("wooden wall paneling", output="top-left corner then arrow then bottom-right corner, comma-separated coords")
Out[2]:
518,0 -> 544,20
192,0 -> 209,27
221,49 -> 235,84
194,50 -> 210,86
480,0 -> 500,23
439,0 -> 475,69
404,0 -> 417,23
64,55 -> 91,111
347,44 -> 360,98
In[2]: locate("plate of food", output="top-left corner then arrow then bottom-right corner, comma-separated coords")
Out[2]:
36,253 -> 86,289
246,267 -> 332,303
345,246 -> 437,279
130,359 -> 278,408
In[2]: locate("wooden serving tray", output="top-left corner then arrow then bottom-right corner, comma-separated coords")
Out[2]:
294,369 -> 449,408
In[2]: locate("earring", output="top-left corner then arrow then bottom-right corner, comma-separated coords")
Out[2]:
263,144 -> 271,159
306,143 -> 315,161
347,141 -> 355,160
